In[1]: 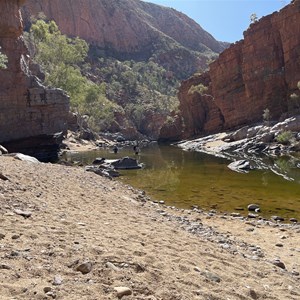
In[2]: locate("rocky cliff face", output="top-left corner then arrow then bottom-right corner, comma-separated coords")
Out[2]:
0,0 -> 69,161
163,0 -> 300,140
22,0 -> 227,78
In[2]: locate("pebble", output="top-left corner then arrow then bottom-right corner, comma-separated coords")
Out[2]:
250,256 -> 260,261
75,261 -> 93,274
221,243 -> 230,249
275,243 -> 283,247
246,228 -> 255,232
271,259 -> 286,269
290,218 -> 298,223
53,275 -> 63,286
248,213 -> 258,219
0,264 -> 11,270
202,271 -> 221,283
291,270 -> 300,276
230,212 -> 241,217
114,286 -> 132,298
11,234 -> 20,240
14,209 -> 32,218
43,287 -> 52,293
248,289 -> 258,299
271,216 -> 284,222
247,204 -> 260,212
0,233 -> 5,239
0,172 -> 9,181
106,261 -> 120,272
46,291 -> 56,299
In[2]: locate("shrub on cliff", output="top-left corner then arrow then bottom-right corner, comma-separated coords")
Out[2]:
276,130 -> 294,145
188,83 -> 208,95
0,47 -> 7,69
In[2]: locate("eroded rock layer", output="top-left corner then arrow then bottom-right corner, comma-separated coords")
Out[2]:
0,0 -> 69,160
166,1 -> 300,140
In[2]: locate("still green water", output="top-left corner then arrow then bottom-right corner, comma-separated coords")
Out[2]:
63,144 -> 300,220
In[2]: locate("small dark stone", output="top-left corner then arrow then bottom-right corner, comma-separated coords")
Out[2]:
0,264 -> 11,270
290,218 -> 298,223
272,216 -> 284,222
248,213 -> 258,218
271,259 -> 286,269
247,204 -> 260,212
76,261 -> 92,274
0,233 -> 5,240
249,289 -> 258,299
92,157 -> 105,165
0,173 -> 9,181
43,287 -> 52,293
10,251 -> 19,257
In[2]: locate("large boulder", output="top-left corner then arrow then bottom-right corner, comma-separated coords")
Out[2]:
228,160 -> 251,173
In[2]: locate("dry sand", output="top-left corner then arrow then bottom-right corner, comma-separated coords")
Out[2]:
0,155 -> 299,300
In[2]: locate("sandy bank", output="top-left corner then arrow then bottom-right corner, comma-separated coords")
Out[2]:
0,156 -> 299,299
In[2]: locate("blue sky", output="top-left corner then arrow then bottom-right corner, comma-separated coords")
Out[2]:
145,0 -> 289,43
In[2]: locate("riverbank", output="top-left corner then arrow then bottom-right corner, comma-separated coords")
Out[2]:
0,155 -> 299,299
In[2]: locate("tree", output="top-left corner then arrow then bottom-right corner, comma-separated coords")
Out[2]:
26,19 -> 118,131
262,108 -> 271,124
250,13 -> 258,23
0,47 -> 8,69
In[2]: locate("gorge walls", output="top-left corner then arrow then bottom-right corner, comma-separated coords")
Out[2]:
0,0 -> 69,160
22,0 -> 228,78
167,0 -> 300,140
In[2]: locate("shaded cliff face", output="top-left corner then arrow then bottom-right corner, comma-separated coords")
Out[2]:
0,0 -> 69,160
169,0 -> 300,140
22,0 -> 227,78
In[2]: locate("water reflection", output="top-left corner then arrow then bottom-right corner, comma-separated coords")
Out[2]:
63,144 -> 300,219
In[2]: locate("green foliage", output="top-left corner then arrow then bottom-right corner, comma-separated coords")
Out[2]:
276,131 -> 294,145
250,13 -> 258,23
188,83 -> 208,95
0,47 -> 8,69
288,82 -> 300,112
92,57 -> 179,133
262,108 -> 271,123
25,20 -> 118,131
26,19 -> 181,135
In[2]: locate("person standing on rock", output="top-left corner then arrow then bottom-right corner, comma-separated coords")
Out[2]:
113,145 -> 118,154
133,142 -> 140,155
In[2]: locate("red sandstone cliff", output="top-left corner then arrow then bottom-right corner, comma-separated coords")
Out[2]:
0,0 -> 69,160
22,0 -> 227,77
160,0 -> 300,140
